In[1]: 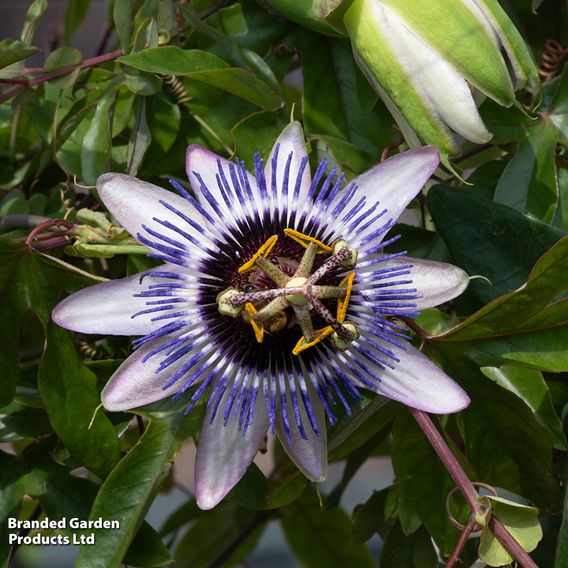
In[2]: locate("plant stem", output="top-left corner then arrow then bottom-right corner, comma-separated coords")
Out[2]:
409,407 -> 538,568
0,49 -> 122,104
446,514 -> 477,568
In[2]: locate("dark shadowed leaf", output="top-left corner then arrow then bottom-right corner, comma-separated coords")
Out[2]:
281,487 -> 374,567
428,185 -> 564,303
391,411 -> 463,554
76,401 -> 203,568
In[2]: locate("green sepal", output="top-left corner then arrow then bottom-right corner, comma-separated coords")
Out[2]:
380,0 -> 515,107
344,0 -> 458,154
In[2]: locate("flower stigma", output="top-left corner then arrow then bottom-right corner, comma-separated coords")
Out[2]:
217,231 -> 360,356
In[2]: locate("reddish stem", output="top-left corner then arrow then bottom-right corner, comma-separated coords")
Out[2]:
380,137 -> 404,162
0,49 -> 122,104
446,514 -> 477,568
409,408 -> 538,568
25,219 -> 72,249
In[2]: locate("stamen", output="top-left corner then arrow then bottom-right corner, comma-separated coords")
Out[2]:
284,228 -> 331,253
244,303 -> 264,343
293,326 -> 333,355
238,235 -> 278,274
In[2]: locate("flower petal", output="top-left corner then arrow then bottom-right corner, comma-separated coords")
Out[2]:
52,266 -> 185,336
264,121 -> 312,226
97,173 -> 215,262
331,147 -> 439,248
195,387 -> 269,510
101,337 -> 189,411
375,256 -> 469,309
353,338 -> 470,413
275,384 -> 327,482
186,145 -> 259,229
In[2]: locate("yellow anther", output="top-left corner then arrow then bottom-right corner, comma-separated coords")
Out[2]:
292,326 -> 333,355
284,228 -> 331,253
244,303 -> 265,343
336,272 -> 355,323
238,235 -> 278,273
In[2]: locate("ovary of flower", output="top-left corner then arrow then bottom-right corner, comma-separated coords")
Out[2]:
52,121 -> 471,510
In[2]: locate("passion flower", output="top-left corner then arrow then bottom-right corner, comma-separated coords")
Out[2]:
53,122 -> 470,509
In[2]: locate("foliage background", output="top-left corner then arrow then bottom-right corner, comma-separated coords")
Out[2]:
0,0 -> 567,566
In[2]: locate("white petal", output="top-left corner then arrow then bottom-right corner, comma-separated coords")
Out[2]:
372,256 -> 469,309
355,339 -> 470,413
329,147 -> 438,248
52,266 -> 186,336
195,387 -> 269,510
185,145 -> 259,229
101,337 -> 189,411
97,173 -> 215,261
275,383 -> 327,482
264,121 -> 312,227
382,4 -> 492,144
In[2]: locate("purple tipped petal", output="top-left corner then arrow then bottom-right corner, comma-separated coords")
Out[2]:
97,173 -> 213,259
195,387 -> 269,510
52,266 -> 185,336
186,145 -> 258,222
372,342 -> 470,413
265,121 -> 312,223
275,387 -> 327,482
101,337 -> 189,411
378,256 -> 469,309
347,147 -> 439,245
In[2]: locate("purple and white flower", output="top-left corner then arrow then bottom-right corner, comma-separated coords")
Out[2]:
53,122 -> 470,509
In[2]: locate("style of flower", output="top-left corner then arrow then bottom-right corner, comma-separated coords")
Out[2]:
53,122 -> 470,509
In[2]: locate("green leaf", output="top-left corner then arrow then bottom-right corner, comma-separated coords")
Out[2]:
75,402 -> 202,568
281,487 -> 375,567
0,403 -> 52,442
119,47 -> 282,110
43,47 -> 83,90
380,522 -> 438,568
391,411 -> 463,554
20,0 -> 47,44
174,503 -> 267,568
81,86 -> 118,185
328,396 -> 397,460
494,119 -> 559,223
146,95 -> 181,154
555,460 -> 568,567
478,496 -> 542,566
228,463 -> 270,509
481,366 -> 567,450
352,489 -> 388,543
38,323 -> 122,479
123,522 -> 172,568
0,451 -> 27,567
64,0 -> 91,43
299,32 -> 397,155
0,40 -> 39,70
126,97 -> 151,176
430,353 -> 560,509
113,0 -> 133,53
231,110 -> 286,167
428,185 -> 564,303
0,239 -> 93,407
439,235 -> 568,340
43,47 -> 83,72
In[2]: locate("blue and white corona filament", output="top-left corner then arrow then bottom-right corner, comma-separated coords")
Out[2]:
52,122 -> 470,509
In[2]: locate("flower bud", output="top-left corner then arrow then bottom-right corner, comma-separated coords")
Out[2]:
343,0 -> 540,154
